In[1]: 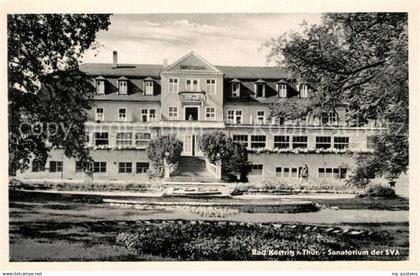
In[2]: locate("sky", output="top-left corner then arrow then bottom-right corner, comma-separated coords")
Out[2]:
81,13 -> 323,67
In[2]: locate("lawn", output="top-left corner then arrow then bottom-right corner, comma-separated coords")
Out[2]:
9,190 -> 410,261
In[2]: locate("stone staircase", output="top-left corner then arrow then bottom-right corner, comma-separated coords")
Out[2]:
166,156 -> 220,183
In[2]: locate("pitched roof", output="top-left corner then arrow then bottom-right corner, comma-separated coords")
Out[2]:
79,63 -> 290,80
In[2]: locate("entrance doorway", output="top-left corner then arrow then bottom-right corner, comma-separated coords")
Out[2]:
183,134 -> 202,156
185,106 -> 199,121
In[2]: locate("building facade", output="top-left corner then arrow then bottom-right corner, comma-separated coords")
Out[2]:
17,51 -> 383,184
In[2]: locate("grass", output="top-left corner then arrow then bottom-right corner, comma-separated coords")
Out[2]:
8,189 -> 409,261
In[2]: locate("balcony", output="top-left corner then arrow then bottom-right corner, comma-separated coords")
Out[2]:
178,91 -> 206,105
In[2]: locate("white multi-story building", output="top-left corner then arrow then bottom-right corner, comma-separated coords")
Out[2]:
17,51 -> 383,184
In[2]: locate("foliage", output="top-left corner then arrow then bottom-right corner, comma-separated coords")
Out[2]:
8,14 -> 112,173
199,131 -> 249,182
264,13 -> 408,185
116,222 -> 358,261
146,135 -> 183,177
359,184 -> 397,198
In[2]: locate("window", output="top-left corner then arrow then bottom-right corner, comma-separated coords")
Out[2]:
96,80 -> 105,94
75,161 -> 83,172
276,167 -> 282,177
136,162 -> 149,173
283,167 -> 290,177
119,81 -> 128,94
118,108 -> 127,121
95,108 -> 104,121
256,111 -> 265,124
118,162 -> 132,173
232,135 -> 248,147
292,136 -> 308,148
318,167 -> 347,179
93,162 -> 106,173
334,137 -> 349,149
299,84 -> 308,98
135,132 -> 151,148
206,79 -> 216,94
277,84 -> 287,98
251,135 -> 266,149
256,84 -> 265,97
248,164 -> 263,175
316,136 -> 332,149
291,168 -> 298,178
145,81 -> 154,95
169,107 -> 178,119
367,136 -> 376,149
49,161 -> 63,172
141,109 -> 157,122
116,133 -> 132,146
274,136 -> 290,149
232,83 -> 240,97
168,78 -> 179,93
32,160 -> 44,172
322,112 -> 338,125
94,132 -> 109,146
186,79 -> 199,91
227,110 -> 242,124
205,107 -> 216,120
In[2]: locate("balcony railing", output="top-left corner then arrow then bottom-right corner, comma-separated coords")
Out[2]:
178,91 -> 206,104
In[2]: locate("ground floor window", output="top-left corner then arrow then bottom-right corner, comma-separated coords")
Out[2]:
93,162 -> 107,173
32,160 -> 45,172
248,164 -> 263,175
318,167 -> 347,179
136,162 -> 149,173
49,161 -> 63,172
276,167 -> 304,178
274,136 -> 289,149
232,135 -> 248,147
75,161 -> 83,172
116,133 -> 133,146
119,162 -> 132,173
251,135 -> 266,148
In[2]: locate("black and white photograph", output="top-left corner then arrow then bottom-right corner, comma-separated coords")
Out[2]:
2,1 -> 419,271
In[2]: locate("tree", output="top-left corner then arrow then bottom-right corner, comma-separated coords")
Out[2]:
264,13 -> 408,185
147,135 -> 183,178
8,14 -> 111,173
200,132 -> 249,182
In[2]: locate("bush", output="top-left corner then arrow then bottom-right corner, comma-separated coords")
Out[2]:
360,184 -> 397,198
147,135 -> 183,178
115,223 -> 351,261
200,131 -> 249,182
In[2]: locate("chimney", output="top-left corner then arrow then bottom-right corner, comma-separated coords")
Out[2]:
163,58 -> 168,69
112,51 -> 118,68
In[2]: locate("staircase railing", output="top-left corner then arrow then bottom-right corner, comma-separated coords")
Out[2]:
205,158 -> 222,180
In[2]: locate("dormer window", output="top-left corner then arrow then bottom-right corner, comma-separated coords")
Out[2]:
231,79 -> 241,97
144,77 -> 154,95
299,83 -> 309,98
95,76 -> 106,94
118,77 -> 128,95
276,80 -> 288,98
255,79 -> 266,98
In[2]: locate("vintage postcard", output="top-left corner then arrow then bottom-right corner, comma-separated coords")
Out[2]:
0,0 -> 419,273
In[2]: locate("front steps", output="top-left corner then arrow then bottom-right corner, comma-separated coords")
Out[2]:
167,156 -> 220,183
